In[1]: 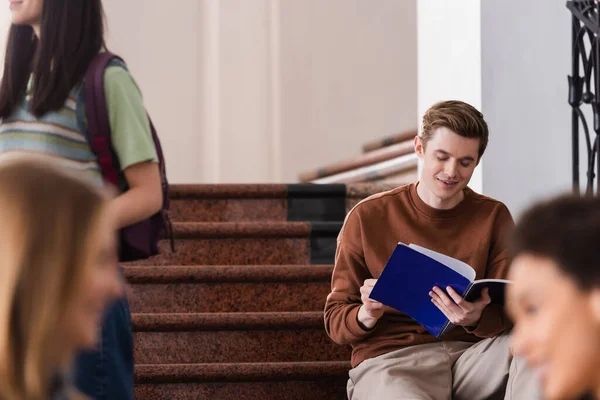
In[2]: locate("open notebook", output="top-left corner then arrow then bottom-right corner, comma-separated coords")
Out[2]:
369,243 -> 509,338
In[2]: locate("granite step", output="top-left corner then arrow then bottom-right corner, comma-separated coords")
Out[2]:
132,312 -> 351,364
135,381 -> 348,400
125,265 -> 333,313
128,221 -> 341,266
168,183 -> 395,223
135,362 -> 350,399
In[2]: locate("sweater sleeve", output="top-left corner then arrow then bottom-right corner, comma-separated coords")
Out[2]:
466,204 -> 515,338
324,209 -> 375,345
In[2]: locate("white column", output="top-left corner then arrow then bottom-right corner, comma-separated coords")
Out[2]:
267,0 -> 282,182
417,0 -> 483,193
0,10 -> 9,67
216,0 -> 279,183
418,0 -> 574,215
200,0 -> 222,183
480,0 -> 571,216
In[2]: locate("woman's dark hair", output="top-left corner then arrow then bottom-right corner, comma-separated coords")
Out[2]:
511,194 -> 600,290
0,0 -> 105,118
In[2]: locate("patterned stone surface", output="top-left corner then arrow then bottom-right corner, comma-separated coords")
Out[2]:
135,361 -> 351,383
129,282 -> 331,313
168,184 -> 401,223
135,362 -> 350,399
126,265 -> 332,313
132,312 -> 353,364
125,265 -> 334,283
129,184 -> 372,399
170,198 -> 287,222
134,330 -> 349,364
129,238 -> 310,266
169,185 -> 288,222
132,311 -> 325,331
170,184 -> 288,199
135,381 -> 348,400
131,221 -> 344,266
169,221 -> 312,238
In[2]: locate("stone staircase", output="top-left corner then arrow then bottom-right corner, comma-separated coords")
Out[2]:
126,183 -> 394,399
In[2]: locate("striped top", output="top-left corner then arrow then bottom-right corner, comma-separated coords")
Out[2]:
0,84 -> 104,185
0,64 -> 158,187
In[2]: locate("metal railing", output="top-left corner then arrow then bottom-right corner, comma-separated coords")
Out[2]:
567,0 -> 600,195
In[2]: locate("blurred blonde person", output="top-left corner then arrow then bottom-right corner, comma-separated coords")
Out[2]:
0,158 -> 123,400
1,0 -> 163,395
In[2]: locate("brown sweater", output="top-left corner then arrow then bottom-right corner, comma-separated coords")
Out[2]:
324,183 -> 515,368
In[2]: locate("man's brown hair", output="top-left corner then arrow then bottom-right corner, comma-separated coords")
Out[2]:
420,100 -> 489,160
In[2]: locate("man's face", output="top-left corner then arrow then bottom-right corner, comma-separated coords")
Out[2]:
415,127 -> 479,208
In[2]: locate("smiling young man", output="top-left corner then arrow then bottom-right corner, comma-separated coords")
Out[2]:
324,101 -> 539,399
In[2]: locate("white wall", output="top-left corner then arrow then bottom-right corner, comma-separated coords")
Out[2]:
481,0 -> 572,216
279,0 -> 418,182
0,1 -> 418,184
216,0 -> 280,183
103,0 -> 417,183
0,9 -> 10,67
417,0 -> 483,193
104,0 -> 282,183
418,0 -> 574,216
417,1 -> 482,117
0,1 -> 578,206
103,0 -> 204,183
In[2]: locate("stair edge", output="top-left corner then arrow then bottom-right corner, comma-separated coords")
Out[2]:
132,311 -> 326,331
135,361 -> 351,383
124,265 -> 333,283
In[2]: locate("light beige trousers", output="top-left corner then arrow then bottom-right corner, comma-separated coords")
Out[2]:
347,335 -> 539,400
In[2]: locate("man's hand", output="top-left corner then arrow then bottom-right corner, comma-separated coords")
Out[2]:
430,286 -> 491,328
357,279 -> 384,330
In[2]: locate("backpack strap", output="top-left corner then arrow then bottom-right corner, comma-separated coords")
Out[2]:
84,52 -> 176,254
85,52 -> 123,187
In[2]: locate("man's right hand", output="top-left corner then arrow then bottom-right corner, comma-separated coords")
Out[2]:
357,278 -> 384,330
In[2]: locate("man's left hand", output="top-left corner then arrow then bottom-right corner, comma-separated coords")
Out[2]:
430,286 -> 491,327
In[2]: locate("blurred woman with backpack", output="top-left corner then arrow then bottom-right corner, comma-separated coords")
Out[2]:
0,0 -> 164,398
0,158 -> 123,400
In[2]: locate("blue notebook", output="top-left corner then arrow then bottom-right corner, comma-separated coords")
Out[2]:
369,243 -> 509,338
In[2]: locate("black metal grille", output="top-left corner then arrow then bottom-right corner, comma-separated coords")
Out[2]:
567,0 -> 600,195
